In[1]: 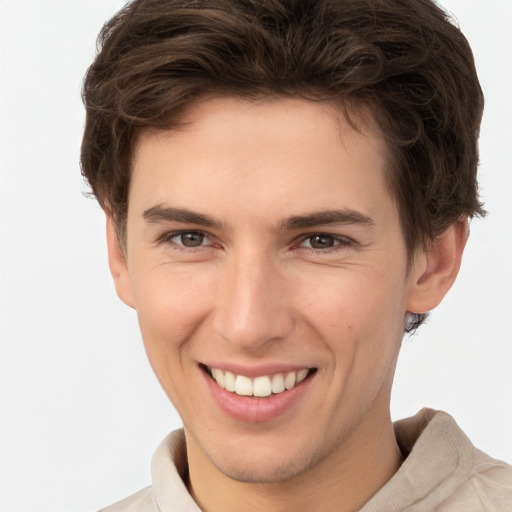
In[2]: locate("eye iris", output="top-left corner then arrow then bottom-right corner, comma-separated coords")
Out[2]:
310,235 -> 334,249
181,232 -> 204,247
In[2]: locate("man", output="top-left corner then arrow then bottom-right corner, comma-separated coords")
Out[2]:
80,0 -> 512,510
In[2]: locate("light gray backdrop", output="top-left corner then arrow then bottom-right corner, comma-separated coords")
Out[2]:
1,1 -> 511,511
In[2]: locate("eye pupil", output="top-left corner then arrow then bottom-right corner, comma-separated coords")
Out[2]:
181,232 -> 204,247
310,235 -> 334,249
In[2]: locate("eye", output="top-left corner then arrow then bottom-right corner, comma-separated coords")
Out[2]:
299,234 -> 352,250
165,231 -> 210,248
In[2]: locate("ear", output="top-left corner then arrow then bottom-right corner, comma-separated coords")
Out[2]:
406,219 -> 468,314
105,215 -> 135,309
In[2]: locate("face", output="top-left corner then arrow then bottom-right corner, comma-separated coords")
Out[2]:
114,97 -> 427,483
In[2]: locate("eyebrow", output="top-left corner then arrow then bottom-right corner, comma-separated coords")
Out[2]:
279,209 -> 375,230
143,204 -> 224,228
143,204 -> 374,231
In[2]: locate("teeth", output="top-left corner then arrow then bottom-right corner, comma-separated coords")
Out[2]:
284,372 -> 296,390
224,371 -> 236,392
235,375 -> 253,396
253,376 -> 272,397
211,368 -> 225,389
296,369 -> 308,384
208,367 -> 311,397
271,373 -> 285,394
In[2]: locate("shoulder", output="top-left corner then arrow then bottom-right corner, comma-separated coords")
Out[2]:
98,486 -> 158,512
439,450 -> 512,511
405,409 -> 512,511
364,409 -> 512,511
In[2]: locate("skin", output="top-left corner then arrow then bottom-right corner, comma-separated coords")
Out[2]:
107,97 -> 467,512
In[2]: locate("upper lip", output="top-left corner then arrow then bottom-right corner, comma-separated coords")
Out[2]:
200,362 -> 316,378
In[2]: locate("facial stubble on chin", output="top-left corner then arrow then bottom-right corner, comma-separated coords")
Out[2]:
182,412 -> 361,486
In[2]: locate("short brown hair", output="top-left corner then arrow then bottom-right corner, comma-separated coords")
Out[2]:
81,0 -> 485,254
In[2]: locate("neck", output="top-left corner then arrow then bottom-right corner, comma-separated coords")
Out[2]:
186,407 -> 403,512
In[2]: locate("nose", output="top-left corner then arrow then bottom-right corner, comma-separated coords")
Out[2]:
213,249 -> 295,352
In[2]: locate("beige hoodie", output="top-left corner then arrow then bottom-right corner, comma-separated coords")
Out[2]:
100,409 -> 512,512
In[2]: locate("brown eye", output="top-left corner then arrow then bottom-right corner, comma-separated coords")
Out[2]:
179,232 -> 205,247
308,235 -> 336,249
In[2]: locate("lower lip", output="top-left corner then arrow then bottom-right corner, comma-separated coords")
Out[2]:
202,369 -> 313,423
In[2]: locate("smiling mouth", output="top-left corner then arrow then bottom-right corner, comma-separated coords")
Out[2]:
201,365 -> 317,398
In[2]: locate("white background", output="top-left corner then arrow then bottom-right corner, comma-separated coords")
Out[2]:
1,1 -> 511,511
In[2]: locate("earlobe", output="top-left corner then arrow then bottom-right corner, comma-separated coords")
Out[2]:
105,215 -> 135,309
406,219 -> 469,314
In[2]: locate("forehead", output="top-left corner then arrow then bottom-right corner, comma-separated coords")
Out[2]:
129,97 -> 395,226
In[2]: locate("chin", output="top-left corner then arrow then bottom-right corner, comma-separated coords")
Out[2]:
205,438 -> 328,484
213,457 -> 311,484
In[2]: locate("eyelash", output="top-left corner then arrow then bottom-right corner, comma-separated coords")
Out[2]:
157,231 -> 355,253
158,231 -> 214,251
296,233 -> 354,253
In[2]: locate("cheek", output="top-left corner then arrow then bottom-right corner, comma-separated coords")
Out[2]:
134,263 -> 213,328
307,270 -> 406,408
302,267 -> 405,330
130,266 -> 214,383
299,266 -> 407,385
